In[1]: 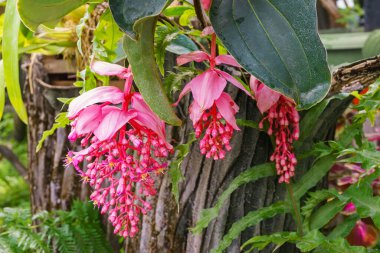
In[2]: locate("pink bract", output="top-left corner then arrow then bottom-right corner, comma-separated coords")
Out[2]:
251,77 -> 299,183
66,61 -> 173,238
174,33 -> 250,160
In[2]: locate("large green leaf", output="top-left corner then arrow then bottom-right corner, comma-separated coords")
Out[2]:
3,0 -> 27,124
210,0 -> 331,109
109,0 -> 170,39
123,19 -> 182,125
17,0 -> 89,31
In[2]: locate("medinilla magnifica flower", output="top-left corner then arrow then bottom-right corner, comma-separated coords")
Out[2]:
201,0 -> 212,11
250,76 -> 300,183
175,28 -> 251,160
65,61 -> 173,238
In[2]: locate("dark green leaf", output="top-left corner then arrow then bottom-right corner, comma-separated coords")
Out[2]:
192,163 -> 276,234
17,0 -> 89,31
210,0 -> 331,109
109,0 -> 170,39
123,19 -> 182,126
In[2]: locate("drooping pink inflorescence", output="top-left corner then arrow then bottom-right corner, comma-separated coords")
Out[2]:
250,76 -> 300,183
65,61 -> 172,238
175,31 -> 251,160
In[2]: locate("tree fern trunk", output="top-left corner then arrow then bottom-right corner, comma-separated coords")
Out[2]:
24,56 -> 88,215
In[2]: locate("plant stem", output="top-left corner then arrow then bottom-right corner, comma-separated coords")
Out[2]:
287,182 -> 303,236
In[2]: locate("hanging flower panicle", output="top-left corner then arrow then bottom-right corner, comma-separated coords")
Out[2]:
250,77 -> 300,183
65,62 -> 173,238
175,27 -> 251,160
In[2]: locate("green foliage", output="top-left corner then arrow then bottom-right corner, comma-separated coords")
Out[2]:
163,66 -> 198,98
17,0 -> 90,31
36,113 -> 70,152
0,201 -> 112,253
192,163 -> 276,234
92,9 -> 124,62
343,169 -> 380,228
155,22 -> 197,75
241,232 -> 298,252
210,202 -> 287,253
301,189 -> 341,231
3,0 -> 27,123
169,133 -> 196,204
210,0 -> 331,109
363,30 -> 380,58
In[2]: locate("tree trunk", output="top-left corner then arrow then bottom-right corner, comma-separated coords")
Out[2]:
123,83 -> 351,253
24,56 -> 89,214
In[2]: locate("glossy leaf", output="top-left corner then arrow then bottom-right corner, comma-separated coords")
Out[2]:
192,163 -> 276,234
17,0 -> 89,31
123,19 -> 182,126
210,0 -> 331,109
3,0 -> 27,124
210,202 -> 286,253
0,61 -> 5,120
109,0 -> 170,39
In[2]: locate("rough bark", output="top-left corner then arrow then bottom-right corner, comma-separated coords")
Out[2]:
24,56 -> 89,214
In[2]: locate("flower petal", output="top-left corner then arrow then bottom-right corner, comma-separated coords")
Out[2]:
75,105 -> 102,135
190,69 -> 227,110
215,69 -> 251,96
91,61 -> 129,79
177,51 -> 210,66
201,0 -> 212,11
215,92 -> 239,130
131,93 -> 166,138
250,76 -> 281,114
68,86 -> 124,118
189,101 -> 203,125
215,55 -> 241,68
94,107 -> 135,141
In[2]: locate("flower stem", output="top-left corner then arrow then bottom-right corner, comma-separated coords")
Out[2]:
287,182 -> 303,236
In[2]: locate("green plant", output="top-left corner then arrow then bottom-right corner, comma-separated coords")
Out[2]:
0,201 -> 113,253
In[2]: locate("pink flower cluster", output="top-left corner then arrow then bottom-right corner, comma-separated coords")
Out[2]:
175,30 -> 251,160
65,62 -> 172,238
250,77 -> 300,183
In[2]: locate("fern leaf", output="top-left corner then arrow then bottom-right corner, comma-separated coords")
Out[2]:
192,163 -> 276,234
